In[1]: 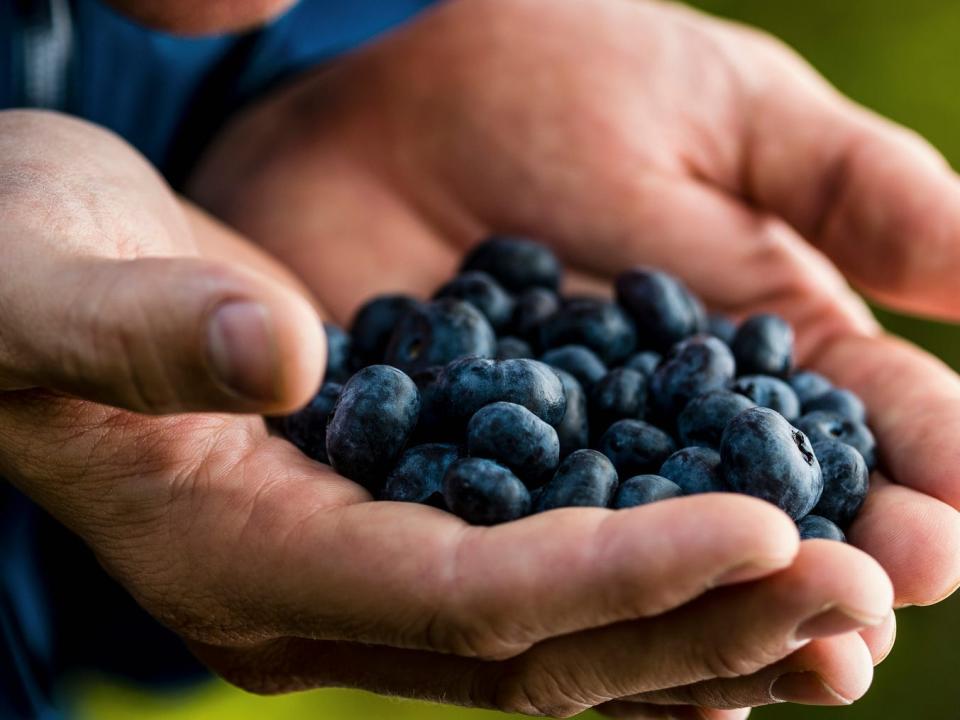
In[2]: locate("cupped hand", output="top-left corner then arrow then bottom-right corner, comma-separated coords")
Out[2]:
0,113 -> 891,717
186,0 -> 960,713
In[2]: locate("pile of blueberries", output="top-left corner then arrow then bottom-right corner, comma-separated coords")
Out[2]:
280,237 -> 875,541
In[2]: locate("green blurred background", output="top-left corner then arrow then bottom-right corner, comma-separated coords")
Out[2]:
74,1 -> 960,718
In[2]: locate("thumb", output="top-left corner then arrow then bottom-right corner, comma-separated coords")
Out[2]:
0,255 -> 325,414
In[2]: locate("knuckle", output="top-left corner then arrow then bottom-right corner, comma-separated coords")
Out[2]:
425,610 -> 529,660
490,659 -> 601,718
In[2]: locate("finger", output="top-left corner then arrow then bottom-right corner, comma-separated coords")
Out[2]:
464,540 -> 890,715
860,610 -> 896,665
0,255 -> 324,414
810,332 -> 960,514
629,633 -> 873,710
846,476 -> 960,607
737,35 -> 960,319
598,702 -> 750,720
192,543 -> 886,714
226,486 -> 801,658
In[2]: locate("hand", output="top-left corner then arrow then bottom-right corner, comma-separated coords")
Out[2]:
188,0 -> 960,714
0,113 -> 891,720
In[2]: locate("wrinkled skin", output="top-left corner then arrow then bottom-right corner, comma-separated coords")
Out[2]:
3,0 -> 960,718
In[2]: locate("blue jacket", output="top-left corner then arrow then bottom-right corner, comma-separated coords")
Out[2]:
0,1 -> 436,716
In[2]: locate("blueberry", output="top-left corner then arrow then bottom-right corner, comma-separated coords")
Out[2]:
461,236 -> 561,292
659,447 -> 725,495
467,402 -> 560,488
280,381 -> 342,463
615,267 -> 707,351
797,514 -> 847,542
589,368 -> 647,438
623,351 -> 662,377
730,314 -> 794,377
539,298 -> 637,364
326,365 -> 421,494
597,419 -> 677,478
720,407 -> 823,520
443,458 -> 531,525
803,388 -> 866,423
811,439 -> 869,528
553,369 -> 590,457
707,314 -> 737,346
382,443 -> 460,507
649,335 -> 736,420
612,475 -> 684,508
677,389 -> 756,450
323,322 -> 354,383
534,449 -> 619,511
540,345 -> 608,391
434,271 -> 515,331
788,370 -> 834,406
497,336 -> 534,360
730,375 -> 801,421
437,357 -> 567,427
796,411 -> 877,472
350,294 -> 422,366
384,299 -> 496,374
510,287 -> 561,346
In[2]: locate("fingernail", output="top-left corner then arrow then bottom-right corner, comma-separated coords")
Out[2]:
794,606 -> 883,642
712,556 -> 793,587
207,301 -> 279,401
770,671 -> 852,705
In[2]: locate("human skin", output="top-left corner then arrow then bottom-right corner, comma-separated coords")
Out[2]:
0,1 -> 955,719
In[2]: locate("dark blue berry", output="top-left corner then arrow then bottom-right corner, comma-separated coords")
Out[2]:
467,402 -> 560,488
437,357 -> 567,427
615,267 -> 706,351
280,381 -> 342,463
510,287 -> 561,346
649,335 -> 736,420
623,351 -> 662,377
534,449 -> 618,511
660,447 -> 725,494
434,271 -> 515,331
707,314 -> 738,346
539,298 -> 637,365
730,375 -> 801,421
788,370 -> 833,406
597,419 -> 677,478
384,298 -> 496,374
540,345 -> 608,391
612,475 -> 684,508
677,389 -> 756,450
731,314 -> 794,377
323,322 -> 354,383
497,336 -> 534,360
461,236 -> 561,292
811,439 -> 869,528
553,369 -> 590,457
720,407 -> 823,520
326,365 -> 421,494
803,388 -> 866,423
382,444 -> 460,507
795,411 -> 877,472
798,515 -> 847,542
443,458 -> 531,525
350,294 -> 422,366
589,368 -> 647,438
